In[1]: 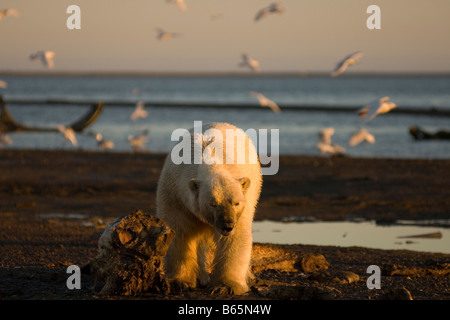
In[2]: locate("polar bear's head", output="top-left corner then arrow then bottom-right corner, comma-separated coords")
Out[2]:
189,174 -> 250,236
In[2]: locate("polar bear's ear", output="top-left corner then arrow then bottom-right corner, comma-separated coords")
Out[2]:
189,179 -> 200,193
239,177 -> 251,192
202,136 -> 215,150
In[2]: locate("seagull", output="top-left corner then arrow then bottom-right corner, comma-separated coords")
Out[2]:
156,28 -> 182,40
30,51 -> 55,69
238,53 -> 260,72
331,51 -> 363,77
128,135 -> 148,152
318,127 -> 334,145
348,127 -> 375,146
56,125 -> 77,146
358,97 -> 397,122
130,101 -> 148,121
249,91 -> 281,113
0,80 -> 7,88
0,134 -> 13,148
167,0 -> 187,12
96,133 -> 115,150
0,8 -> 20,21
207,9 -> 223,21
254,3 -> 284,22
316,127 -> 346,155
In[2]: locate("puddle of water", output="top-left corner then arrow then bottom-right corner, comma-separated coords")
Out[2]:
252,220 -> 450,254
39,213 -> 88,219
38,213 -> 106,228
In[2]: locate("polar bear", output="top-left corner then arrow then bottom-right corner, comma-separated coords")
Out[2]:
156,122 -> 262,295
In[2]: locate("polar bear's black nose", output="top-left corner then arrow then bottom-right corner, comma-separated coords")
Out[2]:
223,225 -> 234,233
220,222 -> 234,236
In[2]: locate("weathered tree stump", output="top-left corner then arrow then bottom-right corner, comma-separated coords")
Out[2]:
89,210 -> 174,296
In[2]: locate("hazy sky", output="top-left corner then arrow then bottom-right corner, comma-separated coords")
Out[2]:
1,0 -> 450,73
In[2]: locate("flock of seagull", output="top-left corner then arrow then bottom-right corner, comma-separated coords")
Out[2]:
0,7 -> 150,152
0,3 -> 398,155
52,100 -> 150,152
316,96 -> 397,155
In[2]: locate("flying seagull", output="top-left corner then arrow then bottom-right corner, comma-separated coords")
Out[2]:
358,97 -> 397,122
0,134 -> 13,148
30,51 -> 55,69
316,127 -> 346,155
96,133 -> 115,150
331,51 -> 363,77
254,3 -> 284,22
0,8 -> 20,22
128,135 -> 149,152
348,127 -> 375,146
156,28 -> 182,40
57,125 -> 77,147
249,91 -> 281,113
207,9 -> 223,21
238,53 -> 260,72
167,0 -> 187,12
130,101 -> 148,121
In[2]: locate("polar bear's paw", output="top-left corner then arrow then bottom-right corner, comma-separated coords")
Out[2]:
197,272 -> 210,287
208,280 -> 248,295
169,279 -> 195,292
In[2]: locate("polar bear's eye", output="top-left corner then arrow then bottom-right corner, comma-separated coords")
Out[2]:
234,202 -> 241,207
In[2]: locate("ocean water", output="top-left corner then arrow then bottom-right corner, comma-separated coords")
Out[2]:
1,74 -> 449,159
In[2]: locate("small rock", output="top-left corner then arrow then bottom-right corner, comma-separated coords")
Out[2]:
309,270 -> 359,284
382,287 -> 413,300
333,271 -> 360,284
251,244 -> 298,273
296,253 -> 329,272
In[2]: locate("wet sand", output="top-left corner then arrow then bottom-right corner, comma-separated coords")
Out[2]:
0,149 -> 449,301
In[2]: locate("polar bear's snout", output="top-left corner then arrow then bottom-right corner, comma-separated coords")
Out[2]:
211,204 -> 239,236
212,197 -> 245,236
217,216 -> 236,236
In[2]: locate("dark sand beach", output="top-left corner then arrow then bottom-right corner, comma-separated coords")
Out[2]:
0,149 -> 449,301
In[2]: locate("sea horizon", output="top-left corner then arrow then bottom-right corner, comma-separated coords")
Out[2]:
1,70 -> 450,78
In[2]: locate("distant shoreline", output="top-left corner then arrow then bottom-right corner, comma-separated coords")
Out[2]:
1,70 -> 450,78
3,97 -> 450,117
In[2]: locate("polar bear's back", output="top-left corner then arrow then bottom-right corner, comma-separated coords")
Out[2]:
201,122 -> 260,169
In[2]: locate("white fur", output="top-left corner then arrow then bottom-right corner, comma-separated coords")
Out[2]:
156,122 -> 262,294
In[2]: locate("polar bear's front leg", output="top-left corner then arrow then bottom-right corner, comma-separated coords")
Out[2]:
164,227 -> 200,291
209,225 -> 253,295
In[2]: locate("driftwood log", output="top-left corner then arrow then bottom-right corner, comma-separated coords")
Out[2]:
409,126 -> 450,140
0,95 -> 104,133
89,210 -> 174,296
